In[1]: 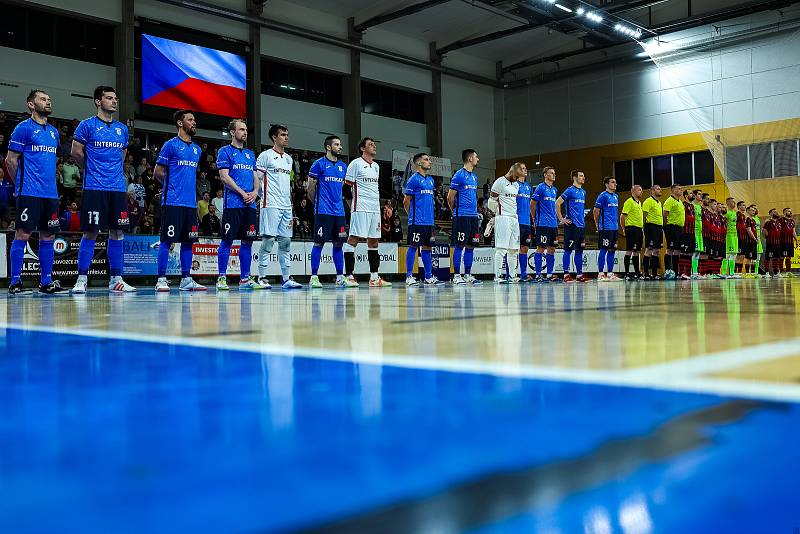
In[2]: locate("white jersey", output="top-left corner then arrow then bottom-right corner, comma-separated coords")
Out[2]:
345,157 -> 380,213
491,176 -> 519,219
256,148 -> 293,210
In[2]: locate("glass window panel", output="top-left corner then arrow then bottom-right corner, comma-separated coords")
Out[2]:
672,153 -> 693,185
725,145 -> 749,181
614,160 -> 633,191
749,142 -> 772,180
694,150 -> 715,184
652,156 -> 672,187
633,158 -> 652,188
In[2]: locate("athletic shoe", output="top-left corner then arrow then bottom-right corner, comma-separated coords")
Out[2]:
664,270 -> 676,280
282,277 -> 302,289
764,273 -> 772,279
239,278 -> 261,290
576,274 -> 591,283
495,276 -> 510,284
597,273 -> 608,282
424,276 -> 445,286
344,276 -> 359,287
712,274 -> 726,279
464,274 -> 482,285
406,276 -> 419,286
509,276 -> 520,284
38,280 -> 70,295
547,275 -> 561,283
731,274 -> 743,279
335,277 -> 348,288
785,272 -> 795,278
155,278 -> 170,292
180,278 -> 208,292
691,273 -> 701,280
109,277 -> 137,293
309,275 -> 323,289
563,274 -> 575,283
8,282 -> 33,296
679,273 -> 691,280
71,276 -> 88,294
523,274 -> 536,283
452,274 -> 466,285
369,277 -> 392,287
607,273 -> 623,282
256,277 -> 272,289
216,276 -> 230,291
533,275 -> 547,283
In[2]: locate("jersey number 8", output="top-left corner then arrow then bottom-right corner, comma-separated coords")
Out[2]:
167,225 -> 175,237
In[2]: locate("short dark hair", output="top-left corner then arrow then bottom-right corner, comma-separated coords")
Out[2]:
603,176 -> 615,185
413,152 -> 428,165
570,169 -> 584,180
542,166 -> 555,175
769,208 -> 778,214
683,190 -> 690,198
323,135 -> 340,151
783,207 -> 791,214
747,204 -> 756,210
173,109 -> 194,127
93,85 -> 116,102
358,137 -> 375,153
671,183 -> 681,190
737,200 -> 746,207
726,197 -> 735,203
462,149 -> 477,163
26,89 -> 47,103
227,118 -> 246,133
701,192 -> 710,199
269,124 -> 288,141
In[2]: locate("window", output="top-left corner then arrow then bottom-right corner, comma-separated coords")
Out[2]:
0,2 -> 115,65
261,59 -> 344,108
633,158 -> 652,188
694,151 -> 715,184
773,140 -> 798,178
672,153 -> 693,185
652,155 -> 672,187
614,160 -> 632,191
725,146 -> 749,181
361,81 -> 425,123
616,149 -> 718,187
749,143 -> 772,180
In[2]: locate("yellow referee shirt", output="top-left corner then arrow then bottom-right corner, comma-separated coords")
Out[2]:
622,198 -> 643,228
642,196 -> 663,225
662,196 -> 685,226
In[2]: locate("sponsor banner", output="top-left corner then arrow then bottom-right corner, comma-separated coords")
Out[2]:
0,233 -> 6,278
392,150 -> 451,178
123,235 -> 182,276
468,248 -> 623,274
306,242 -> 398,275
194,239 -> 306,277
431,244 -> 450,279
7,232 -> 108,281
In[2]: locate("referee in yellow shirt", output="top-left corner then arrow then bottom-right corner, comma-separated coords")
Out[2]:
620,184 -> 644,280
642,185 -> 664,279
662,184 -> 685,280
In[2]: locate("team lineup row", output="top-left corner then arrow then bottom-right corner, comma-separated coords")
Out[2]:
4,86 -> 797,295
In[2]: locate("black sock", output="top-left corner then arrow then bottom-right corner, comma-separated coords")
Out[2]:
345,251 -> 355,275
632,255 -> 640,275
652,256 -> 660,277
367,248 -> 380,274
643,256 -> 650,275
624,255 -> 631,274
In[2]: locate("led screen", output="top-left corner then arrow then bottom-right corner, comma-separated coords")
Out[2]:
141,34 -> 246,117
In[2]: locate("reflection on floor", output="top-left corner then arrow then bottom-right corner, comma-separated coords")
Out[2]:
2,278 -> 799,532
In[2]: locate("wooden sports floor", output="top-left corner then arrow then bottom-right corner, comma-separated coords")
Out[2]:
2,278 -> 799,532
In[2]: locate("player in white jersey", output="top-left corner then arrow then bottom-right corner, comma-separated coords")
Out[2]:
255,124 -> 301,289
342,137 -> 391,287
489,163 -> 523,283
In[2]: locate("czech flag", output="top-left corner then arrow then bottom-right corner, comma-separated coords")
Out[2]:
142,34 -> 246,117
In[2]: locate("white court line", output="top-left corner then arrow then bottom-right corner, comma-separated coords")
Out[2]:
3,321 -> 800,403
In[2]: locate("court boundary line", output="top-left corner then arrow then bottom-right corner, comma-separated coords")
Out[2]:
3,321 -> 800,403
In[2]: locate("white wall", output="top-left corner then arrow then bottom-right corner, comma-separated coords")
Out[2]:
262,30 -> 351,74
0,47 -> 115,119
441,75 -> 496,181
261,95 -> 347,153
361,55 -> 432,93
361,113 -> 429,160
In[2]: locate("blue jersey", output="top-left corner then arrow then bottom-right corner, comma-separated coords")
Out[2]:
157,136 -> 201,208
532,182 -> 558,228
73,116 -> 128,192
405,172 -> 435,226
216,144 -> 256,210
560,185 -> 587,228
449,168 -> 478,217
595,191 -> 620,231
308,156 -> 346,217
8,118 -> 59,199
516,181 -> 532,225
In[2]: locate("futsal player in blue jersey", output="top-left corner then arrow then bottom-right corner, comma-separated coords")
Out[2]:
5,90 -> 68,294
531,166 -> 559,282
215,118 -> 261,291
556,170 -> 589,282
447,149 -> 482,285
515,164 -> 533,282
70,86 -> 136,293
153,110 -> 206,292
404,153 -> 442,286
307,135 -> 348,288
593,176 -> 622,282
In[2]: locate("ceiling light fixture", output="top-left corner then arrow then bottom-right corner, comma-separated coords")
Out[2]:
554,3 -> 572,12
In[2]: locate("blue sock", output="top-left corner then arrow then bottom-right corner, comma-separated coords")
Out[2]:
575,251 -> 584,275
218,240 -> 232,276
519,253 -> 528,278
311,244 -> 323,276
563,250 -> 572,273
606,250 -> 615,273
180,241 -> 193,278
157,243 -> 170,277
534,251 -> 543,276
546,253 -> 555,275
406,246 -> 417,277
421,249 -> 433,279
598,249 -> 607,273
39,240 -> 54,285
464,248 -> 474,274
453,246 -> 463,275
107,239 -> 123,277
10,239 -> 25,284
239,242 -> 252,280
332,245 -> 344,275
78,238 -> 96,276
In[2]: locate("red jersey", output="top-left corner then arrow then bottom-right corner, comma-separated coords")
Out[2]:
744,216 -> 756,243
781,216 -> 796,244
702,207 -> 712,238
683,201 -> 695,234
764,218 -> 782,246
736,212 -> 747,239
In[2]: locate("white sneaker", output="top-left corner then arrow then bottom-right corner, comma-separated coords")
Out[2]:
607,273 -> 623,282
335,276 -> 347,288
597,273 -> 608,282
282,277 -> 302,289
495,276 -> 510,284
406,276 -> 419,286
179,277 -> 208,291
109,276 -> 137,292
424,276 -> 444,286
464,274 -> 482,285
344,275 -> 359,287
71,275 -> 87,294
452,274 -> 466,285
256,277 -> 272,289
155,277 -> 170,292
309,275 -> 323,288
216,275 -> 230,291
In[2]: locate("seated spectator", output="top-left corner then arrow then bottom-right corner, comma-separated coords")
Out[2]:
201,204 -> 221,236
381,204 -> 403,242
197,191 -> 211,221
135,156 -> 149,179
60,201 -> 81,232
127,191 -> 141,234
128,175 -> 146,211
211,188 -> 224,217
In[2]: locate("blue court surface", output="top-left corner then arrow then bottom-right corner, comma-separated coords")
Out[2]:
1,322 -> 798,533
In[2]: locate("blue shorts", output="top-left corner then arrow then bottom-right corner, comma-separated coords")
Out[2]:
222,207 -> 258,242
451,216 -> 480,246
160,205 -> 199,243
408,225 -> 435,247
16,196 -> 60,233
519,224 -> 533,247
313,213 -> 347,245
598,230 -> 618,250
563,225 -> 586,251
81,190 -> 130,232
534,226 -> 558,248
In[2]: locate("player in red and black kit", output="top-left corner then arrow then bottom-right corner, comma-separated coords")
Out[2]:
764,208 -> 783,276
781,207 -> 796,276
679,190 -> 695,279
713,200 -> 726,277
736,200 -> 749,274
743,207 -> 758,276
700,194 -> 713,276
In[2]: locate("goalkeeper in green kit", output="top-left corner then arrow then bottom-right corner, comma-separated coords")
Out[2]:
723,197 -> 739,278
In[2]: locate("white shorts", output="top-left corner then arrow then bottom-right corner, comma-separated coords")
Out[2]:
349,211 -> 381,239
494,215 -> 520,250
259,207 -> 293,238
